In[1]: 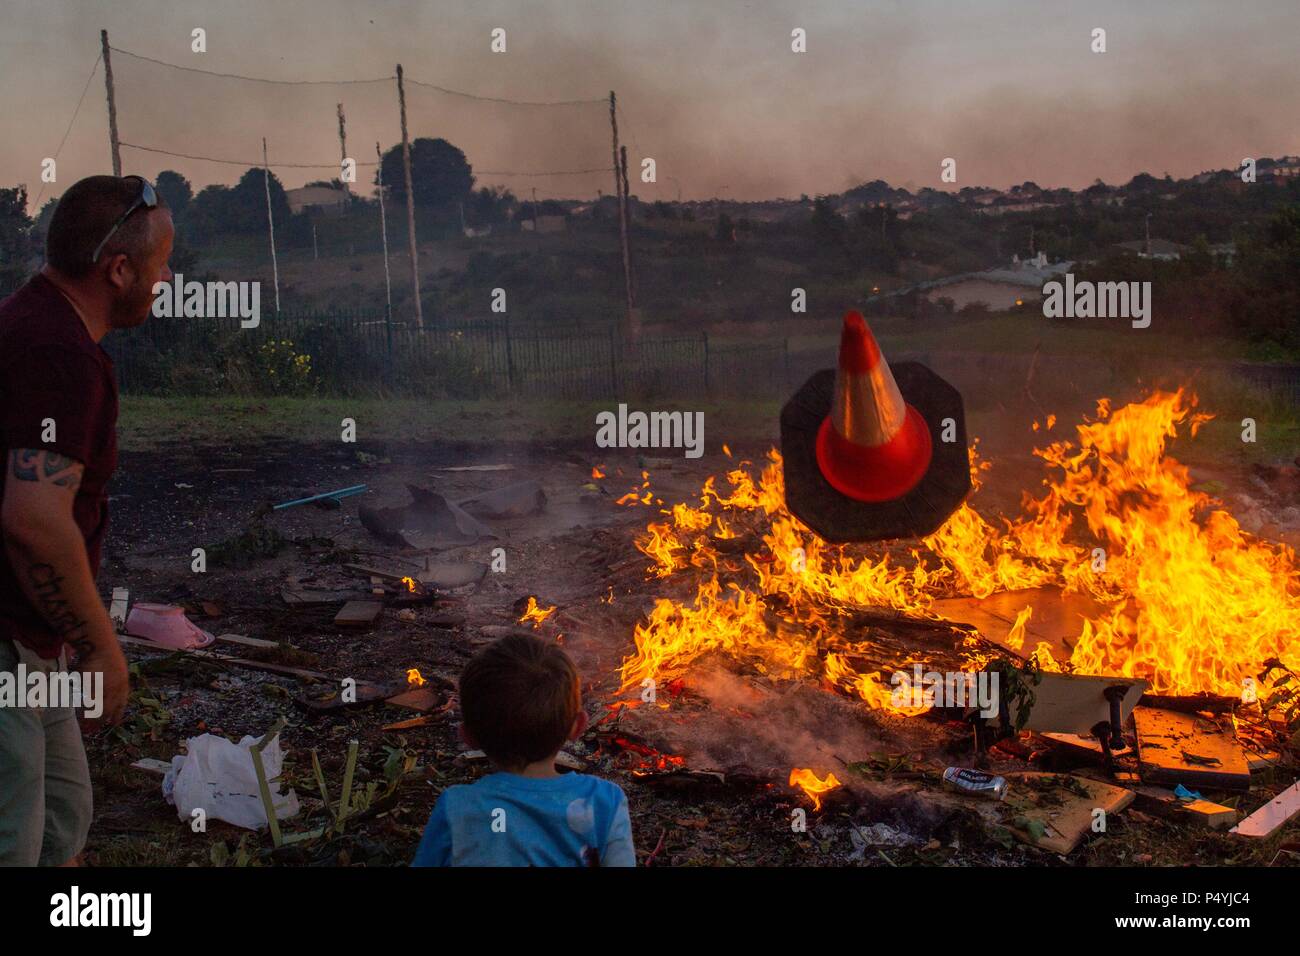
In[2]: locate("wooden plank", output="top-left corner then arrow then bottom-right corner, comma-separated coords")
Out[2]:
932,587 -> 1105,660
382,715 -> 438,731
344,563 -> 407,582
1000,772 -> 1134,854
109,587 -> 130,628
385,687 -> 443,712
1126,783 -> 1239,829
281,583 -> 367,606
117,634 -> 330,680
1041,732 -> 1107,762
431,464 -> 514,472
334,600 -> 384,628
1134,706 -> 1251,792
214,632 -> 279,649
1231,781 -> 1300,838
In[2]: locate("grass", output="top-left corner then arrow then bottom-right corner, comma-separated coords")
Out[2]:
119,396 -> 783,451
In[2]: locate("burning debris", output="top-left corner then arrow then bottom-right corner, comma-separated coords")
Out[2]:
789,768 -> 843,810
619,388 -> 1299,708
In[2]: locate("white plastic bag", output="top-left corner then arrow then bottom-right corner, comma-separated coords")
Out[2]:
163,732 -> 300,830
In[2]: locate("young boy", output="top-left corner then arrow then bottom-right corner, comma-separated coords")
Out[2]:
413,633 -> 635,866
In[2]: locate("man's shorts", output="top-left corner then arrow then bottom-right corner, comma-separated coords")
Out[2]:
0,638 -> 93,866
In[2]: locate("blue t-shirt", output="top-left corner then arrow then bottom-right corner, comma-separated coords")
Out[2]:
412,771 -> 635,867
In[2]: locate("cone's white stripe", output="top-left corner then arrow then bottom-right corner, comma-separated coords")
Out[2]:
830,360 -> 908,447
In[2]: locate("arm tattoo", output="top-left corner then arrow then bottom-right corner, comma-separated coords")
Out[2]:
25,561 -> 90,646
9,449 -> 82,491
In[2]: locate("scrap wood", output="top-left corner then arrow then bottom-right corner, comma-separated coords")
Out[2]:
109,587 -> 129,628
432,463 -> 515,472
1134,706 -> 1251,792
384,686 -> 444,712
1139,692 -> 1239,715
250,717 -> 289,848
118,634 -> 330,681
382,715 -> 439,731
931,587 -> 1105,659
1122,782 -> 1239,829
334,600 -> 384,628
297,680 -> 402,713
281,576 -> 369,607
996,772 -> 1135,855
1230,780 -> 1300,838
214,633 -> 279,650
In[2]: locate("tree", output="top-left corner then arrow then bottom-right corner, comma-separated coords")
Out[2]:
182,169 -> 290,239
809,196 -> 846,250
468,185 -> 515,225
377,138 -> 474,212
715,212 -> 735,242
1231,204 -> 1300,350
155,170 -> 192,218
0,185 -> 33,288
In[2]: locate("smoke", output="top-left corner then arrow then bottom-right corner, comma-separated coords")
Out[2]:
8,0 -> 1298,208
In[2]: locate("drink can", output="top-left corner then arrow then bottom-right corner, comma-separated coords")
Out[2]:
943,767 -> 1008,801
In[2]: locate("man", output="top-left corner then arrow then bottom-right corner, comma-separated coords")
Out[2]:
0,175 -> 173,866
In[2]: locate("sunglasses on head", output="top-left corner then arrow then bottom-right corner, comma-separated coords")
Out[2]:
90,175 -> 159,265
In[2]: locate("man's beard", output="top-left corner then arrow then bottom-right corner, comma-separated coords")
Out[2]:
111,274 -> 156,329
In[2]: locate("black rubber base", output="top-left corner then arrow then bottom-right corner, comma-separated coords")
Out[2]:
779,362 -> 971,542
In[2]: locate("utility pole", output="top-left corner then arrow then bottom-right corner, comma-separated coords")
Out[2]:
376,141 -> 394,370
396,64 -> 423,328
609,91 -> 634,335
620,145 -> 636,308
336,102 -> 349,196
262,138 -> 281,313
100,30 -> 121,176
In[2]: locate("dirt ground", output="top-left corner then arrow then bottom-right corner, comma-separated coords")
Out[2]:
82,429 -> 1300,868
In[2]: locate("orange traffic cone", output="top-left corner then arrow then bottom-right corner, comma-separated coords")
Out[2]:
815,311 -> 933,502
780,310 -> 970,542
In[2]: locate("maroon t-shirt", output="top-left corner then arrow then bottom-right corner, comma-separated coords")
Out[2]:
0,273 -> 118,659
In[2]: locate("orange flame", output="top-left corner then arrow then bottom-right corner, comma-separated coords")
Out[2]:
518,596 -> 557,627
406,668 -> 427,687
400,576 -> 418,593
616,390 -> 1299,701
592,466 -> 606,479
788,768 -> 841,810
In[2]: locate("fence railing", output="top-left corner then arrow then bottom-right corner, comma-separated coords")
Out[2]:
5,290 -> 1296,407
100,311 -> 791,400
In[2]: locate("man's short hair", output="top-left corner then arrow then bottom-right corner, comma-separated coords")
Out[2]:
46,175 -> 167,278
459,633 -> 582,769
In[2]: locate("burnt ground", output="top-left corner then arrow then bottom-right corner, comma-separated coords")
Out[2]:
80,435 -> 1300,868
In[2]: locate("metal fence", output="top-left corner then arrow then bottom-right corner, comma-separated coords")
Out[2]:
100,311 -> 793,400
5,285 -> 1297,406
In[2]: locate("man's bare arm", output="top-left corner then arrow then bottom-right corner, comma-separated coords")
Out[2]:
2,448 -> 127,724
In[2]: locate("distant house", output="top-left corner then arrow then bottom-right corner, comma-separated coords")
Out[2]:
1114,239 -> 1185,261
1264,157 -> 1300,182
918,252 -> 1072,310
1209,242 -> 1237,265
285,185 -> 348,216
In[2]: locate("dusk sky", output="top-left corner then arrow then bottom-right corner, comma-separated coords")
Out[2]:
3,0 -> 1299,211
